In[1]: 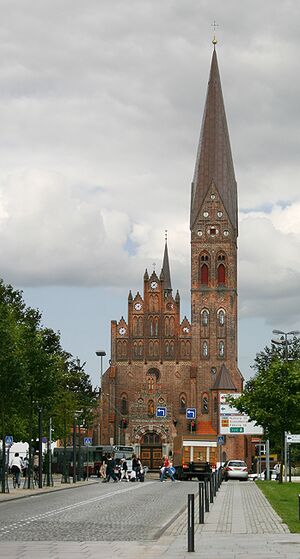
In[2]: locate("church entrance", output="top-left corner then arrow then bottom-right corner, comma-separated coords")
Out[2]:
140,432 -> 162,470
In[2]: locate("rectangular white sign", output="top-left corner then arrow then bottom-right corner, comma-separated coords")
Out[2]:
286,434 -> 300,443
219,393 -> 263,435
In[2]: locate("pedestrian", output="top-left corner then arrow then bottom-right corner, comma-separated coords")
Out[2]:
22,454 -> 29,478
160,455 -> 175,482
99,460 -> 107,479
274,462 -> 280,481
10,452 -> 23,488
104,453 -> 118,483
120,456 -> 129,481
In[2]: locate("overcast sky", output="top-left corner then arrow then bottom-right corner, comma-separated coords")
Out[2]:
0,0 -> 299,386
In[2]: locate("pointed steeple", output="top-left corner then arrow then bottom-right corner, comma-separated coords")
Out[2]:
190,47 -> 238,234
161,231 -> 172,295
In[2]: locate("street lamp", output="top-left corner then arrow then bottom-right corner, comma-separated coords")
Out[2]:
95,351 -> 106,445
272,329 -> 300,361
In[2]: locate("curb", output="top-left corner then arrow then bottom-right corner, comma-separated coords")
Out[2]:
0,479 -> 99,504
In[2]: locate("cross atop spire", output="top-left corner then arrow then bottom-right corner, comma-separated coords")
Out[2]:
211,20 -> 219,46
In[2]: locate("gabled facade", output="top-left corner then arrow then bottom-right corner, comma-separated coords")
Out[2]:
100,45 -> 246,467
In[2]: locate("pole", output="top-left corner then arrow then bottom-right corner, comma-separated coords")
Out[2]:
77,422 -> 81,481
284,432 -> 288,483
266,439 -> 270,481
198,481 -> 204,524
73,417 -> 77,483
288,444 -> 292,483
38,407 -> 43,488
204,478 -> 209,512
48,417 -> 52,486
187,494 -> 195,552
1,435 -> 6,494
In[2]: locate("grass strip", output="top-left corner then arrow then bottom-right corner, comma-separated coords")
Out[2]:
257,480 -> 300,533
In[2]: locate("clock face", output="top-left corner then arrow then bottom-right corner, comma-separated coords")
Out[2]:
150,281 -> 158,289
183,326 -> 190,334
197,230 -> 203,237
166,302 -> 174,310
223,230 -> 229,237
217,211 -> 223,218
134,302 -> 142,311
203,211 -> 209,218
119,327 -> 126,336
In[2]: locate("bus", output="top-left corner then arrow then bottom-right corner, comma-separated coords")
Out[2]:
52,445 -> 134,477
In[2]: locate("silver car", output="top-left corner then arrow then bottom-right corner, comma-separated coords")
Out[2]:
223,460 -> 248,481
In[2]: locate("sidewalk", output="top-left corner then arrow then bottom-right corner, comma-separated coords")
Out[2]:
0,477 -> 98,502
1,480 -> 300,558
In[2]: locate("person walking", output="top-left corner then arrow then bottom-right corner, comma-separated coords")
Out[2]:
104,454 -> 118,483
10,453 -> 23,488
160,455 -> 175,482
120,456 -> 129,481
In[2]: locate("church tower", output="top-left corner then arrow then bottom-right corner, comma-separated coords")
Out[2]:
190,44 -> 243,454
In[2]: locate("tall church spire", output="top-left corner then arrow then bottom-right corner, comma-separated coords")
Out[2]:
160,231 -> 172,295
190,47 -> 238,234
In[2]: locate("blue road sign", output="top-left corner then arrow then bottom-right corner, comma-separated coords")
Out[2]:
186,408 -> 197,420
156,407 -> 166,418
84,437 -> 93,446
217,435 -> 225,445
5,435 -> 13,446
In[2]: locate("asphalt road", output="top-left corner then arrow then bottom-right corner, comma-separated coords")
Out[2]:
0,480 -> 195,541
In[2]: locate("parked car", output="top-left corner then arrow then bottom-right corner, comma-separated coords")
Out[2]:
223,460 -> 248,481
248,469 -> 277,481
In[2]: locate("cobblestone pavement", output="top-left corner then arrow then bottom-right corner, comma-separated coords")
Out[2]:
1,480 -> 300,558
0,479 -> 190,542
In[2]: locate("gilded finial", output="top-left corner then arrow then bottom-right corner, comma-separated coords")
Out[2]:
211,20 -> 219,47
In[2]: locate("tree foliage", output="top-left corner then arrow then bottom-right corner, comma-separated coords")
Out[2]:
0,279 -> 97,444
230,340 -> 300,448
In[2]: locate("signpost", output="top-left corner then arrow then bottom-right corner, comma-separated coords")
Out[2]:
219,393 -> 263,435
5,436 -> 13,446
83,437 -> 92,481
186,408 -> 197,420
156,407 -> 166,418
286,434 -> 300,443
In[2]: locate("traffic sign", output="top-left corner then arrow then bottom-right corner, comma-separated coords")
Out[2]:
217,435 -> 225,445
156,407 -> 166,418
5,435 -> 13,446
186,408 -> 197,420
286,434 -> 300,443
230,427 -> 244,433
84,437 -> 93,446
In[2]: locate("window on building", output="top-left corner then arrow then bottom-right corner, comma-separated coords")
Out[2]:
201,309 -> 209,326
202,341 -> 209,358
148,399 -> 154,416
201,263 -> 209,285
202,394 -> 209,414
218,309 -> 225,325
219,340 -> 225,357
180,394 -> 186,412
217,263 -> 226,285
121,396 -> 128,415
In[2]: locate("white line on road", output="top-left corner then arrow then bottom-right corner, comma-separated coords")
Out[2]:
0,482 -> 155,534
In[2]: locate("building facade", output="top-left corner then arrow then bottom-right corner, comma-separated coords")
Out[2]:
100,45 -> 246,468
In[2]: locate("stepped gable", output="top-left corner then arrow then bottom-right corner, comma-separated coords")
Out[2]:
180,316 -> 192,336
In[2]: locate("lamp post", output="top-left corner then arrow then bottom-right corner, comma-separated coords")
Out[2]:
95,351 -> 106,444
271,329 -> 300,482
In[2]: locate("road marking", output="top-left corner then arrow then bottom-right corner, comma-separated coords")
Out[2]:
0,482 -> 155,534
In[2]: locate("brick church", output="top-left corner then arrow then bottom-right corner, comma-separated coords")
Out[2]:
100,44 -> 246,468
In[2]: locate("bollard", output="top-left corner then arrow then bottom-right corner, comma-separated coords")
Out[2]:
209,474 -> 214,503
204,478 -> 209,512
215,470 -> 219,492
187,493 -> 195,552
213,472 -> 217,496
199,481 -> 205,524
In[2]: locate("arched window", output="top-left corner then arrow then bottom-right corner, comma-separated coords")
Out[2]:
155,318 -> 159,336
201,263 -> 209,285
170,317 -> 175,336
149,341 -> 154,357
180,394 -> 186,412
201,309 -> 209,326
218,309 -> 225,326
165,317 -> 170,336
148,377 -> 154,391
219,340 -> 225,357
121,395 -> 128,415
202,394 -> 209,414
165,341 -> 170,356
150,319 -> 153,337
138,341 -> 143,356
181,340 -> 186,357
117,340 -> 122,358
153,341 -> 159,358
133,317 -> 138,336
186,341 -> 191,357
122,341 -> 127,357
133,342 -> 138,357
217,264 -> 226,285
170,341 -> 175,357
202,341 -> 209,358
148,399 -> 154,416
